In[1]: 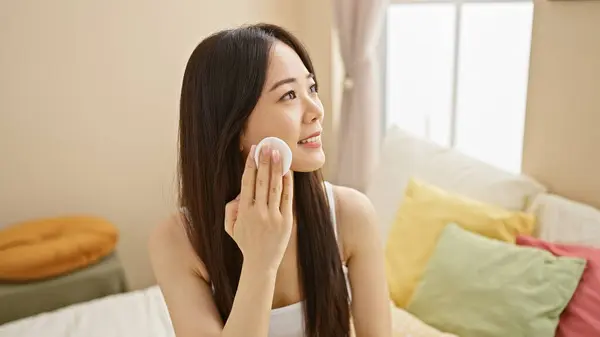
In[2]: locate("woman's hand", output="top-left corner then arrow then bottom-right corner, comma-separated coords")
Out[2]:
224,145 -> 294,272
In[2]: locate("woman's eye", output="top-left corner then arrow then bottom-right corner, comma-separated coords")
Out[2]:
281,91 -> 297,101
309,84 -> 318,93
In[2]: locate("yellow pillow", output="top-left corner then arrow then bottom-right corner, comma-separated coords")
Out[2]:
0,216 -> 118,281
385,179 -> 536,308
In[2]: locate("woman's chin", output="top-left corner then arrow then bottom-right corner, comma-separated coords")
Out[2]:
290,153 -> 326,172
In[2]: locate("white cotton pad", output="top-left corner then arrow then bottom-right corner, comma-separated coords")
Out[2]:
254,137 -> 293,175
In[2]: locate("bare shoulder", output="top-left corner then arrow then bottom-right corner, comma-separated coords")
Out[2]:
148,213 -> 182,251
331,185 -> 376,217
147,214 -> 223,336
330,184 -> 381,260
148,212 -> 209,282
147,212 -> 188,258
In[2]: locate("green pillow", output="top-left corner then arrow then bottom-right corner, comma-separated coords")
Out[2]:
406,223 -> 586,337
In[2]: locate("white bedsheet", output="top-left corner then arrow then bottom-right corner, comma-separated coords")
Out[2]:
0,285 -> 175,337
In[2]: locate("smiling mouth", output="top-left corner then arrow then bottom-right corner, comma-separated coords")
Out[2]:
298,135 -> 321,144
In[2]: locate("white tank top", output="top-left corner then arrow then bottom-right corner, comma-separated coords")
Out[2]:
267,181 -> 350,337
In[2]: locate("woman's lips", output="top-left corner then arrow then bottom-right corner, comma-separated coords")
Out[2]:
298,134 -> 322,148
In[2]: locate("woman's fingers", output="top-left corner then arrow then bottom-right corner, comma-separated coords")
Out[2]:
254,146 -> 271,206
268,150 -> 283,210
240,145 -> 257,207
280,170 -> 293,217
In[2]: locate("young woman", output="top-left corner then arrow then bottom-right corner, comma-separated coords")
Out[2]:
148,23 -> 392,337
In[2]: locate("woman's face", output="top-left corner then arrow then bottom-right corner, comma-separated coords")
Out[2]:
241,41 -> 325,172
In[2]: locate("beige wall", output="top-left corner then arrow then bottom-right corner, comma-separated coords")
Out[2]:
0,1 -> 302,290
8,0 -> 599,292
523,1 -> 600,209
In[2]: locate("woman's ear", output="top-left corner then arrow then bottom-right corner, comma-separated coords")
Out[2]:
239,132 -> 246,152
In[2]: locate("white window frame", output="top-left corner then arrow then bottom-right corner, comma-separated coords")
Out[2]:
382,0 -> 533,147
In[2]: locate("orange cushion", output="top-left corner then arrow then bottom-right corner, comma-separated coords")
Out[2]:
0,216 -> 118,281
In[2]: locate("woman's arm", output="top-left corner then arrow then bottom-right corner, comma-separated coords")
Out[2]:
223,263 -> 278,337
148,215 -> 277,337
334,186 -> 393,337
150,147 -> 292,337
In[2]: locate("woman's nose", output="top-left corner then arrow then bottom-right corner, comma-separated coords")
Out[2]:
302,98 -> 324,124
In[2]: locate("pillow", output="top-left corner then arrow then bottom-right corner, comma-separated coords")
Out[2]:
0,216 -> 118,281
385,179 -> 536,307
527,193 -> 600,248
366,126 -> 546,239
406,223 -> 585,337
517,235 -> 600,337
391,303 -> 458,337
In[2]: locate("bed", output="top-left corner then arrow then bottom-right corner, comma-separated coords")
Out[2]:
0,285 -> 175,337
0,283 -> 452,337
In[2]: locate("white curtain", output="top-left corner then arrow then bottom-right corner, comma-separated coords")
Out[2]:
332,0 -> 388,192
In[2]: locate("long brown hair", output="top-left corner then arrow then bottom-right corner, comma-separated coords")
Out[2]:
177,24 -> 350,336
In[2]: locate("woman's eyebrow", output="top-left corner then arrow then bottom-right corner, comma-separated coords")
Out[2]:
269,73 -> 315,92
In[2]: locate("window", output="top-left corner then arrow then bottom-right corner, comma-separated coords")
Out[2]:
384,0 -> 534,173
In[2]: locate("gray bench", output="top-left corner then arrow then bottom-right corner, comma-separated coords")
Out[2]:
0,253 -> 127,325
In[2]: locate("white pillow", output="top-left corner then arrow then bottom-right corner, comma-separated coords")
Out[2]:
527,193 -> 600,248
366,127 -> 547,238
391,304 -> 458,337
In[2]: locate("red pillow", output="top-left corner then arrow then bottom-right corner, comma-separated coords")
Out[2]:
516,235 -> 600,337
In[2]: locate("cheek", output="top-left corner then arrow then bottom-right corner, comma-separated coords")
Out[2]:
243,109 -> 301,148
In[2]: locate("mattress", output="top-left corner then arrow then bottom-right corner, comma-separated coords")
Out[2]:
0,285 -> 174,337
0,253 -> 127,325
0,284 -> 452,337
